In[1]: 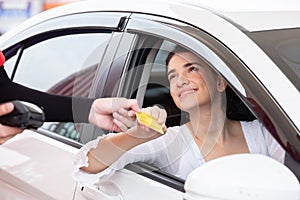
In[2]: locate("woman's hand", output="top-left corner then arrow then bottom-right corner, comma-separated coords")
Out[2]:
128,105 -> 167,143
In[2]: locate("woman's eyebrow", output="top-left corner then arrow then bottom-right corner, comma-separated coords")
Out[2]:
167,69 -> 175,76
167,62 -> 201,76
183,62 -> 199,68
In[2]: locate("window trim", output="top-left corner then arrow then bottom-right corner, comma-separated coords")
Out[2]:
79,32 -> 137,144
0,12 -> 131,50
125,163 -> 185,192
4,28 -> 116,81
125,14 -> 300,162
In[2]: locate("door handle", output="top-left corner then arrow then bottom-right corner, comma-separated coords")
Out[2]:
80,181 -> 123,200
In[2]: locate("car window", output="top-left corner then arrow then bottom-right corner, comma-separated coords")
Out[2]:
13,33 -> 109,91
118,30 -> 291,182
247,29 -> 300,91
2,55 -> 17,78
10,33 -> 112,141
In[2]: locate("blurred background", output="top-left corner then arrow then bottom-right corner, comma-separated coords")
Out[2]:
0,0 -> 82,35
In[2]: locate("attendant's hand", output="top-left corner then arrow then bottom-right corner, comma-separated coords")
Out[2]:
0,102 -> 23,144
88,98 -> 140,132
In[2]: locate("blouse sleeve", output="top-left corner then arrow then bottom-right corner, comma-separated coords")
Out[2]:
243,120 -> 286,164
72,132 -> 169,186
262,125 -> 286,163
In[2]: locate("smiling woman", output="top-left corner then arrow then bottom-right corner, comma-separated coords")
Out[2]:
73,44 -> 285,186
0,0 -> 299,199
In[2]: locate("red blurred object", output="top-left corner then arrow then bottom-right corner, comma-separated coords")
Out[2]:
43,1 -> 80,11
0,50 -> 5,66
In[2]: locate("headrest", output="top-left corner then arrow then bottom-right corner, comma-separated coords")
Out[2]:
225,87 -> 256,121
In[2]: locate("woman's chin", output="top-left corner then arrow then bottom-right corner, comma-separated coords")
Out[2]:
178,101 -> 200,112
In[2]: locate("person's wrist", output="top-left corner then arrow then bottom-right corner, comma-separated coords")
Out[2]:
125,127 -> 153,145
87,100 -> 97,125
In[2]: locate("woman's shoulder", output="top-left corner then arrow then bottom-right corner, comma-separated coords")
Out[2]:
240,119 -> 261,129
161,125 -> 186,138
162,124 -> 192,141
165,125 -> 181,135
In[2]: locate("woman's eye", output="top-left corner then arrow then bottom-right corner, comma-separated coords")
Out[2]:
168,74 -> 176,81
189,66 -> 199,72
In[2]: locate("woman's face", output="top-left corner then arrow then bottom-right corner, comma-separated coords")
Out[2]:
167,51 -> 219,112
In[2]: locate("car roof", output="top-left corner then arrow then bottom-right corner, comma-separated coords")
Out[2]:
29,0 -> 300,30
1,0 -> 300,42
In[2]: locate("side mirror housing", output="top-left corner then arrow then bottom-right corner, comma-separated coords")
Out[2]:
184,154 -> 300,200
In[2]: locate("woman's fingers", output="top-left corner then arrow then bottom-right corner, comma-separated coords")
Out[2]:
142,106 -> 167,125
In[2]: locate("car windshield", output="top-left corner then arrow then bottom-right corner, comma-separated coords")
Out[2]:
247,28 -> 300,91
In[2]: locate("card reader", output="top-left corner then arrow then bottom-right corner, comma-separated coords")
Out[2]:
0,100 -> 45,129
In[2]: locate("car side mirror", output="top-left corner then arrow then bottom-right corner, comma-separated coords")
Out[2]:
184,154 -> 300,200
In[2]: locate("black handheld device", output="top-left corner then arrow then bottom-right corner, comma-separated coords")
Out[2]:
0,100 -> 45,129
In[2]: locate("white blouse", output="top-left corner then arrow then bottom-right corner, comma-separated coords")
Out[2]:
73,120 -> 285,185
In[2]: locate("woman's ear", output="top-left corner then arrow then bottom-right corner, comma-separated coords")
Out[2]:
217,76 -> 227,92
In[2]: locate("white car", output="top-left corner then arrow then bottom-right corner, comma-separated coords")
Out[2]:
0,0 -> 299,199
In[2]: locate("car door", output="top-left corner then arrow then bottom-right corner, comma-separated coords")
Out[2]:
76,13 -> 299,200
0,12 -> 132,200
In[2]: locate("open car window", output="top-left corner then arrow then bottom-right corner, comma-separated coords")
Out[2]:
124,37 -> 262,182
118,35 -> 292,186
8,32 -> 112,141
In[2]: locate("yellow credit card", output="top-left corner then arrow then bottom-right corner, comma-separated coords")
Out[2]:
136,112 -> 165,134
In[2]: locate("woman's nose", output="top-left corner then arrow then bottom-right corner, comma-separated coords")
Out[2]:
176,74 -> 189,87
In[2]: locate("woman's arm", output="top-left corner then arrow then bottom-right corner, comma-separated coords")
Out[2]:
80,106 -> 167,173
81,129 -> 147,173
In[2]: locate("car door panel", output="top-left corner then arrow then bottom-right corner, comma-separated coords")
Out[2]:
0,130 -> 78,200
74,169 -> 183,200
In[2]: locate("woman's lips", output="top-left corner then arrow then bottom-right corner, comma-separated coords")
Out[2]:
179,89 -> 197,98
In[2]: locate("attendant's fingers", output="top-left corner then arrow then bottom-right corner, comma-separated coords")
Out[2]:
128,110 -> 137,118
113,118 -> 129,132
111,119 -> 123,133
118,108 -> 137,118
113,98 -> 140,113
117,108 -> 128,116
113,111 -> 135,128
127,99 -> 140,112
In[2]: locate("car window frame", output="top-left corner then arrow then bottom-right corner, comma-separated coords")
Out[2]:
78,31 -> 138,144
126,13 -> 300,161
115,13 -> 300,187
0,12 -> 131,50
